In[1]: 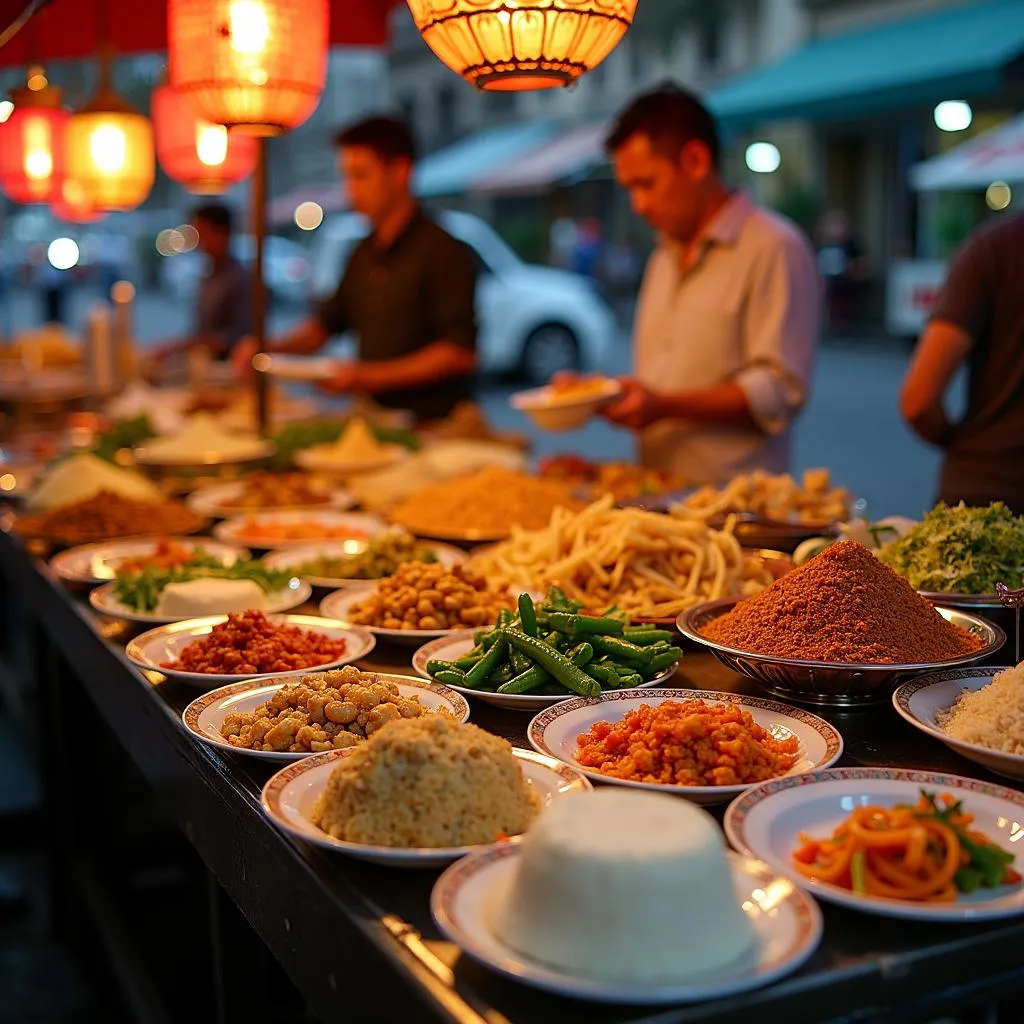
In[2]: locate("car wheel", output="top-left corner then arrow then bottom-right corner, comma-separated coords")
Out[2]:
520,324 -> 581,384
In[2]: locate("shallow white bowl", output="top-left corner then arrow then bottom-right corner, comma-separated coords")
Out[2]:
893,667 -> 1024,780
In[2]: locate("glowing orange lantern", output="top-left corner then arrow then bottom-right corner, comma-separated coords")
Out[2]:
0,68 -> 67,204
65,53 -> 155,213
405,0 -> 639,91
168,0 -> 329,136
51,178 -> 104,224
153,84 -> 258,194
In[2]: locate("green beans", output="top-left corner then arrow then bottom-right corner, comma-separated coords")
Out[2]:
432,668 -> 467,688
464,636 -> 507,689
546,612 -> 625,636
646,648 -> 683,676
590,634 -> 654,664
423,586 -> 682,697
503,629 -> 601,698
518,593 -> 539,637
497,665 -> 550,695
622,627 -> 674,645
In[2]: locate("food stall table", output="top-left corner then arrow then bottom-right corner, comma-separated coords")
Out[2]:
1,530 -> 1023,1024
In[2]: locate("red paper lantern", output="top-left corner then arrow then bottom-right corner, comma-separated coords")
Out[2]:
168,0 -> 329,137
51,178 -> 104,223
0,74 -> 67,204
153,84 -> 258,194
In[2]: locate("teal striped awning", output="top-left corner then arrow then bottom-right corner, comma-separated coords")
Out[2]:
709,0 -> 1024,129
414,122 -> 561,198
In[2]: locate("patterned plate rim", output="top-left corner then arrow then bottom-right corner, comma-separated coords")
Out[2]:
413,636 -> 682,701
48,535 -> 249,583
265,540 -> 466,589
126,615 -> 376,681
891,668 -> 1024,767
527,689 -> 843,794
726,765 -> 1024,846
891,666 -> 1004,712
188,481 -> 355,518
431,846 -> 822,1001
261,746 -> 591,856
182,673 -> 471,751
90,578 -> 313,621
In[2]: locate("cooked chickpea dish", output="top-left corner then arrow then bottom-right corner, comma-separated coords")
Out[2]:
347,561 -> 513,632
219,666 -> 429,753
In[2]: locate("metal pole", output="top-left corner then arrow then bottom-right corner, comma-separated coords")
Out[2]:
252,137 -> 269,436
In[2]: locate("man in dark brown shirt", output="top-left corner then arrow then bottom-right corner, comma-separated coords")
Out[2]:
901,213 -> 1024,512
235,117 -> 477,422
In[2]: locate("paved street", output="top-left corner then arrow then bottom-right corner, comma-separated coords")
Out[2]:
3,284 -> 948,518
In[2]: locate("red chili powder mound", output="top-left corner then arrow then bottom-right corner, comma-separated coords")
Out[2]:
700,540 -> 983,663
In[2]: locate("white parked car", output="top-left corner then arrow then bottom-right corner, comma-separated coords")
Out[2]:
310,210 -> 617,382
161,234 -> 311,306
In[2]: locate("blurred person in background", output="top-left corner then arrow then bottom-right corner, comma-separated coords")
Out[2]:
571,217 -> 604,280
815,209 -> 869,333
900,212 -> 1024,513
596,84 -> 821,483
30,244 -> 71,325
149,203 -> 251,367
234,116 -> 477,423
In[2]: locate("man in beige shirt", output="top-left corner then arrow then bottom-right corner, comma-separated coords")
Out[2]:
601,85 -> 821,483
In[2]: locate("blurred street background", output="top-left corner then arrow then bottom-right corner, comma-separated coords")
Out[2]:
4,283 -> 950,518
2,0 -> 1017,526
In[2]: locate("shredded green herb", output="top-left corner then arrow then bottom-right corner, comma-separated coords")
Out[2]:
878,502 -> 1024,594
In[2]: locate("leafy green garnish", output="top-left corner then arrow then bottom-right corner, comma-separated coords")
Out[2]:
913,790 -> 1016,893
268,418 -> 421,469
878,502 -> 1024,594
93,415 -> 157,464
113,553 -> 293,613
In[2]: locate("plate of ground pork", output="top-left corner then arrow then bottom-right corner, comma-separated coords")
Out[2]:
527,690 -> 843,806
260,716 -> 591,866
893,666 -> 1024,781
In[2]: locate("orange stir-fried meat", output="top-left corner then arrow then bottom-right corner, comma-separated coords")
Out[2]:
575,699 -> 799,787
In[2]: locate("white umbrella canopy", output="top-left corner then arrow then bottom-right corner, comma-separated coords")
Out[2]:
911,113 -> 1024,191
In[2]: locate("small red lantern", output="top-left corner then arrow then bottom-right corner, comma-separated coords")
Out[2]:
51,178 -> 104,224
168,0 -> 329,137
153,84 -> 258,194
0,69 -> 67,204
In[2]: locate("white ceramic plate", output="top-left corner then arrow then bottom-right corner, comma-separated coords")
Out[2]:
725,766 -> 1024,922
182,671 -> 470,762
261,747 -> 591,866
89,577 -> 313,624
212,510 -> 386,550
893,668 -> 1024,781
294,445 -> 408,476
49,536 -> 248,586
186,480 -> 355,519
412,631 -> 682,711
264,539 -> 465,589
319,586 -> 465,644
133,438 -> 275,466
510,379 -> 622,411
125,613 -> 375,688
528,689 -> 843,806
431,846 -> 821,1003
252,354 -> 336,382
